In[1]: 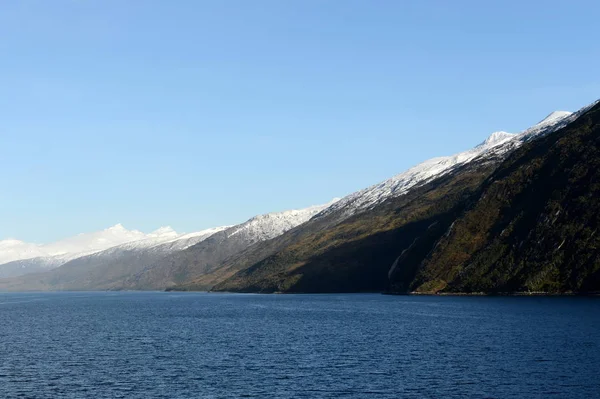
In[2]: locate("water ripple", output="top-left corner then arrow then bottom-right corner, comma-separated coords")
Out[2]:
0,292 -> 599,398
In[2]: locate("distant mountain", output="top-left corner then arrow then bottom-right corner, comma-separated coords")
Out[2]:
0,224 -> 184,278
207,102 -> 597,294
0,254 -> 76,279
0,226 -> 228,291
0,201 -> 336,291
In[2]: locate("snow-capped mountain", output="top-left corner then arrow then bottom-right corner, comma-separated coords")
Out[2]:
0,224 -> 173,265
3,101 -> 597,292
314,108 -> 583,221
0,224 -> 227,279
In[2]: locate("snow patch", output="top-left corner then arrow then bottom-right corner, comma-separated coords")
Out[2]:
226,198 -> 339,241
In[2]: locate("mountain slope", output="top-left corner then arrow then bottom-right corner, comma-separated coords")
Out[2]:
312,110 -> 575,223
0,254 -> 77,279
205,107 -> 586,293
393,100 -> 600,294
3,102 -> 595,294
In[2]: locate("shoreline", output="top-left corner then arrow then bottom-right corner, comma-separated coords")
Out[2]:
383,290 -> 600,297
1,289 -> 599,296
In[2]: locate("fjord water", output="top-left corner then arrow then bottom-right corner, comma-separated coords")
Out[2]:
1,293 -> 598,398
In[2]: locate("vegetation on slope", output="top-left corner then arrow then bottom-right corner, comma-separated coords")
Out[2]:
211,102 -> 600,295
398,102 -> 600,294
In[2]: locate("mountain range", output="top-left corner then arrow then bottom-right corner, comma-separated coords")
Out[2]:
1,100 -> 598,294
0,201 -> 336,290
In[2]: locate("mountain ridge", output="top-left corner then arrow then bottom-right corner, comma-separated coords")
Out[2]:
208,100 -> 599,294
311,109 -> 575,224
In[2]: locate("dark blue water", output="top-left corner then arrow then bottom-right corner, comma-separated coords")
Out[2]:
0,293 -> 598,398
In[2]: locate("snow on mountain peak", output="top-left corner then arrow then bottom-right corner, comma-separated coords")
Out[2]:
315,104 -> 591,221
316,130 -> 522,221
226,198 -> 339,241
516,109 -> 581,142
480,131 -> 516,147
98,225 -> 230,253
537,111 -> 573,127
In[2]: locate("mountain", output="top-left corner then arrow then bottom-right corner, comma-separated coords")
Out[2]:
206,103 -> 596,293
174,127 -> 538,292
0,224 -> 184,278
0,254 -> 77,279
391,101 -> 600,294
210,162 -> 496,293
2,101 -> 596,294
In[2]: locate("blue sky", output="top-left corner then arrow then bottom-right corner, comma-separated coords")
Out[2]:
1,0 -> 599,242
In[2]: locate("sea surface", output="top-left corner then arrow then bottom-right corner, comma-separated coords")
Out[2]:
0,292 -> 598,398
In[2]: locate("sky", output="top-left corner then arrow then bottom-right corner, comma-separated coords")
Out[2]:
1,0 -> 599,243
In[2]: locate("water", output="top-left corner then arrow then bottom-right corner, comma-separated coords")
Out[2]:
0,293 -> 598,398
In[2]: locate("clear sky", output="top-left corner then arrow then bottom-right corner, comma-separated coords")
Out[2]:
1,0 -> 599,243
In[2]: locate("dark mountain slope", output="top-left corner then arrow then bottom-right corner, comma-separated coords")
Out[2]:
212,161 -> 497,293
212,101 -> 599,294
394,101 -> 600,294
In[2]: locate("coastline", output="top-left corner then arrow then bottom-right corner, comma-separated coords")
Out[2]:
384,290 -> 600,297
